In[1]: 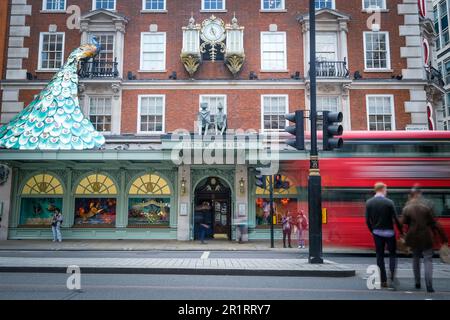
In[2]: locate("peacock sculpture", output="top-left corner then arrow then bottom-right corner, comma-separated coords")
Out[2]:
0,38 -> 106,150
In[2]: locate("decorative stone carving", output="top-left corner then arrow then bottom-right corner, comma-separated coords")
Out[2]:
78,83 -> 86,94
181,52 -> 201,78
111,83 -> 121,100
0,165 -> 10,186
191,168 -> 235,193
225,53 -> 245,77
342,83 -> 351,97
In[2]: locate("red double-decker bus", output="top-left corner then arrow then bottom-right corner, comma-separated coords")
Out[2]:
288,131 -> 450,249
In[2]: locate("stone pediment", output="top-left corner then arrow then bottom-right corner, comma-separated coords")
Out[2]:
81,9 -> 129,24
297,9 -> 351,23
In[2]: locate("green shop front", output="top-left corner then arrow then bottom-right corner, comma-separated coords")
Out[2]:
0,143 -> 308,241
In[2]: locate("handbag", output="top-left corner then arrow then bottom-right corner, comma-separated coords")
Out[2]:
439,244 -> 450,264
396,237 -> 411,255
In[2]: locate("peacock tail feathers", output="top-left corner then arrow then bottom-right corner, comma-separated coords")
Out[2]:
0,40 -> 105,150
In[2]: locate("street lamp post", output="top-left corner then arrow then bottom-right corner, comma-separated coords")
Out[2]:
308,0 -> 324,264
269,175 -> 275,248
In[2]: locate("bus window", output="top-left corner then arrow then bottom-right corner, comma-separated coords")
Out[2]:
422,193 -> 450,218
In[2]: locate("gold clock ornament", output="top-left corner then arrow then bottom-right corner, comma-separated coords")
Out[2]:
200,15 -> 226,62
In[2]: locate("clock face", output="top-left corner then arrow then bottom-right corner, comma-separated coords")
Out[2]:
202,22 -> 225,42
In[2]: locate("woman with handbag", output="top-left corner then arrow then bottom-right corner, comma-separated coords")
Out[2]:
402,187 -> 449,293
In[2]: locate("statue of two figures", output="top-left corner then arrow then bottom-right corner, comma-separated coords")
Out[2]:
197,102 -> 227,136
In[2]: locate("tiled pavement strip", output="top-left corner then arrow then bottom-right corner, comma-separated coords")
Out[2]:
0,257 -> 448,278
0,257 -> 344,270
0,257 -> 356,276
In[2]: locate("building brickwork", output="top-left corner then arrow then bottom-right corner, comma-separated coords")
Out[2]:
0,0 -> 443,132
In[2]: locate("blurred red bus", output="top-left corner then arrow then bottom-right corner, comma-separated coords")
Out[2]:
289,131 -> 450,249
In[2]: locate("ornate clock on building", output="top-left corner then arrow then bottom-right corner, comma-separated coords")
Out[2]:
181,14 -> 245,77
200,15 -> 226,62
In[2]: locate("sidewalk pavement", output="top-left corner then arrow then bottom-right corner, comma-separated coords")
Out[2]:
0,256 -> 356,277
0,240 -> 358,277
0,239 -> 374,254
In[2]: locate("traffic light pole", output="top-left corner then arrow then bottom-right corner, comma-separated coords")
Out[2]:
269,175 -> 275,249
308,0 -> 323,264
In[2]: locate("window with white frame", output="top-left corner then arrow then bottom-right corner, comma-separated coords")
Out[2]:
39,32 -> 65,70
93,0 -> 116,10
139,96 -> 165,133
94,34 -> 115,62
315,0 -> 334,9
362,0 -> 386,10
316,32 -> 337,61
261,0 -> 285,10
89,97 -> 112,133
261,32 -> 287,71
317,96 -> 340,113
364,32 -> 391,70
317,96 -> 340,129
200,95 -> 227,124
262,95 -> 288,131
367,95 -> 395,131
143,0 -> 166,10
202,0 -> 226,11
141,33 -> 166,71
43,0 -> 66,11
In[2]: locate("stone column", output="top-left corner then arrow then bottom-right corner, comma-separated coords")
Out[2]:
63,168 -> 73,228
339,22 -> 348,63
234,165 -> 248,242
115,23 -> 125,78
177,165 -> 191,241
116,169 -> 127,228
0,165 -> 13,240
302,24 -> 310,79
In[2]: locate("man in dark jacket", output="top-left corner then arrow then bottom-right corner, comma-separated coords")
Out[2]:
366,182 -> 402,288
402,187 -> 449,293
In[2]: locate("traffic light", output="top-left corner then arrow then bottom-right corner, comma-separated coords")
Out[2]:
274,174 -> 290,189
255,168 -> 267,189
285,110 -> 305,150
322,111 -> 344,151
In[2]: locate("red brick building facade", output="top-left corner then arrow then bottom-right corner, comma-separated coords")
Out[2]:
0,0 -> 444,241
0,0 -> 441,132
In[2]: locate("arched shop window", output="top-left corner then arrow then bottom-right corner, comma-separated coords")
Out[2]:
19,173 -> 64,226
74,174 -> 118,227
128,173 -> 171,227
255,175 -> 300,227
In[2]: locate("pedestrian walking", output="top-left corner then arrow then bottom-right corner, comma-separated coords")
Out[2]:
365,182 -> 403,289
51,209 -> 63,242
297,210 -> 308,249
402,186 -> 449,293
282,211 -> 292,248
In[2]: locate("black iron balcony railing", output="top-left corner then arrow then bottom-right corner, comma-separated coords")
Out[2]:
79,59 -> 119,79
312,59 -> 350,78
426,66 -> 445,87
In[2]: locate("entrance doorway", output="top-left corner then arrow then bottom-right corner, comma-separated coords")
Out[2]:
194,177 -> 232,241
